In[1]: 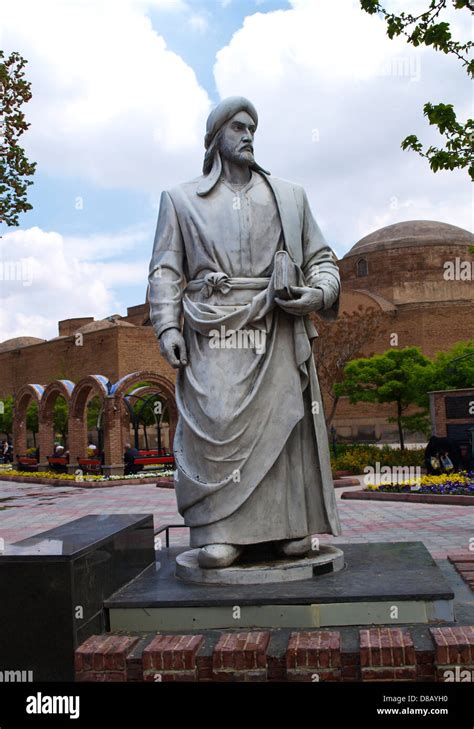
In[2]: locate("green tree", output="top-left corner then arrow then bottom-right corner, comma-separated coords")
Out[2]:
85,396 -> 102,430
334,347 -> 432,449
0,51 -> 37,226
134,395 -> 165,449
125,383 -> 169,449
53,397 -> 69,445
26,401 -> 38,447
411,340 -> 474,406
0,395 -> 13,439
360,0 -> 474,180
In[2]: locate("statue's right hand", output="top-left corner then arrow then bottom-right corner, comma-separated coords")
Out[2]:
159,328 -> 188,368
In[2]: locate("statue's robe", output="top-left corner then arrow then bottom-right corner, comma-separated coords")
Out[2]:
148,169 -> 342,547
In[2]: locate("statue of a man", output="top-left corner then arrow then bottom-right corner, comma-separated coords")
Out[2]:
148,96 -> 342,569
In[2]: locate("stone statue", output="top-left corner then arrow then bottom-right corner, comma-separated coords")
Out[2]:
148,96 -> 342,571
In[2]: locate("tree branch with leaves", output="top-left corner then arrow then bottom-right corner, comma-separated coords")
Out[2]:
0,50 -> 37,227
360,0 -> 474,180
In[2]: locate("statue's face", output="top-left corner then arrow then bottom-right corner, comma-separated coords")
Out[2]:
219,110 -> 256,167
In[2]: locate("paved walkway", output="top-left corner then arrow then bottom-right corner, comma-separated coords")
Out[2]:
0,478 -> 471,560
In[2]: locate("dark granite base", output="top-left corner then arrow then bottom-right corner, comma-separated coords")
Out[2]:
105,541 -> 455,630
0,514 -> 155,681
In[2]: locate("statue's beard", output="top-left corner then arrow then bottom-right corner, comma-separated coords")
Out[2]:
219,137 -> 255,168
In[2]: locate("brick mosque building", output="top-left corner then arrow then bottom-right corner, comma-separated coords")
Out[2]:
334,219 -> 473,441
0,219 -> 472,467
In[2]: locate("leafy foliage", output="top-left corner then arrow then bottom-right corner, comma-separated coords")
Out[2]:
334,341 -> 474,449
334,346 -> 433,449
331,443 -> 425,472
0,51 -> 36,226
411,340 -> 474,407
26,401 -> 38,446
53,397 -> 69,444
0,395 -> 13,438
360,1 -> 474,180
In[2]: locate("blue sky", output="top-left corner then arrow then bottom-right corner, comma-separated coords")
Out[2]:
19,0 -> 290,235
0,0 -> 472,342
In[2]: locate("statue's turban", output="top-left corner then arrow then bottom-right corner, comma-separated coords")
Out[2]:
204,96 -> 258,150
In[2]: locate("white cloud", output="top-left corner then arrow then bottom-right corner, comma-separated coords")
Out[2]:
213,0 -> 473,254
1,0 -> 471,341
188,14 -> 209,33
0,226 -> 149,341
65,225 -> 151,261
1,0 -> 211,192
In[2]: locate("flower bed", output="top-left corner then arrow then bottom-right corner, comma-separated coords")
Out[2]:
364,472 -> 474,496
0,468 -> 175,488
331,444 -> 425,475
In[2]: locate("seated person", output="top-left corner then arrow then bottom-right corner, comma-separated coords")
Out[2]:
50,445 -> 67,472
424,435 -> 461,475
124,442 -> 140,475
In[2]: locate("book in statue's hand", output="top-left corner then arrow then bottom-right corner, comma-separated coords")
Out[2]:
273,250 -> 298,300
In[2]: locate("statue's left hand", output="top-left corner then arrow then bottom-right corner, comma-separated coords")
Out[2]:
275,285 -> 324,315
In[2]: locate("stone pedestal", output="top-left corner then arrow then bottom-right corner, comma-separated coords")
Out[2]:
175,545 -> 344,585
106,541 -> 455,632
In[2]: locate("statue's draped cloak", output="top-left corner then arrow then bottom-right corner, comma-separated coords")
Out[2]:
148,171 -> 342,546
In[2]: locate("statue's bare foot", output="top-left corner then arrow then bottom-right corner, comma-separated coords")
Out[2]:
198,543 -> 243,568
277,535 -> 312,558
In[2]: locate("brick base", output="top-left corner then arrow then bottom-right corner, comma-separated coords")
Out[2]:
75,635 -> 140,681
447,553 -> 474,592
360,628 -> 416,681
74,626 -> 474,682
212,631 -> 270,682
143,634 -> 204,682
430,626 -> 474,682
286,630 -> 341,681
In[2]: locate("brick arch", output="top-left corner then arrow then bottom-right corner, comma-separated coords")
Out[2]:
102,371 -> 177,473
111,371 -> 175,405
38,380 -> 75,469
40,380 -> 75,413
111,371 -> 176,431
124,384 -> 173,451
69,375 -> 110,419
13,384 -> 45,461
68,375 -> 110,464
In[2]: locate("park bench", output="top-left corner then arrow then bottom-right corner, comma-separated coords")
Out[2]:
16,455 -> 38,472
46,456 -> 69,473
77,457 -> 102,475
125,448 -> 175,474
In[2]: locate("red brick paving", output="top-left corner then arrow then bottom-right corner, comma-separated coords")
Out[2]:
0,478 -> 471,559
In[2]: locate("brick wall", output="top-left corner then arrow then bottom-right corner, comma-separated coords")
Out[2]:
338,243 -> 473,307
428,388 -> 474,438
0,325 -> 174,400
75,626 -> 474,682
